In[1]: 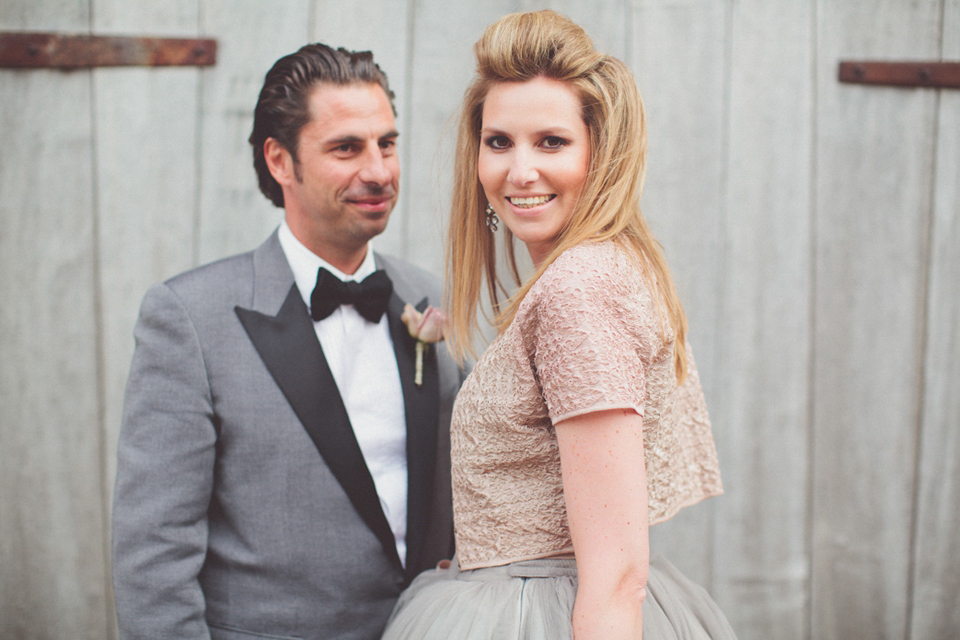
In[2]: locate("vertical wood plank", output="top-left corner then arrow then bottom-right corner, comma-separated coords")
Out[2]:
91,0 -> 201,503
91,3 -> 202,636
910,1 -> 960,637
628,0 -> 728,590
400,0 -> 519,277
197,0 -> 311,264
711,1 -> 814,638
311,0 -> 412,261
0,1 -> 88,30
813,1 -> 941,638
0,4 -> 108,638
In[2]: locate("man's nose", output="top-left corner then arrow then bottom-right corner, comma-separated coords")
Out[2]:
358,148 -> 394,184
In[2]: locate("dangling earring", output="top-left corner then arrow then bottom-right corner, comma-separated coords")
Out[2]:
485,203 -> 499,232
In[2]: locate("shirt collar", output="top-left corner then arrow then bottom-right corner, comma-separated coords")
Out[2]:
277,221 -> 378,310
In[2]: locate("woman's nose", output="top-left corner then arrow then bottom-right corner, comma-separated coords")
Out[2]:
507,149 -> 538,186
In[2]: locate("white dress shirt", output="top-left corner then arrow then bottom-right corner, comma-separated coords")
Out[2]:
277,222 -> 408,566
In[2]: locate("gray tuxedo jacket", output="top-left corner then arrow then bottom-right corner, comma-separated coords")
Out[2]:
112,230 -> 462,640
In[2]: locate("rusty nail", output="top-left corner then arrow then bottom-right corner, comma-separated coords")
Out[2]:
918,67 -> 931,82
853,65 -> 865,79
26,44 -> 41,56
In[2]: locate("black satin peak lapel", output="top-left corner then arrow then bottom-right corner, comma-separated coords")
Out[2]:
235,285 -> 402,570
386,293 -> 441,580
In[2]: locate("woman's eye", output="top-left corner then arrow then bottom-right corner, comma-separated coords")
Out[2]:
542,136 -> 568,149
484,135 -> 510,150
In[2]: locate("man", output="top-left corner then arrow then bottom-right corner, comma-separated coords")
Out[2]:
112,44 -> 462,640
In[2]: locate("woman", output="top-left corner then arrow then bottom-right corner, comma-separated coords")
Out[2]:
383,10 -> 737,639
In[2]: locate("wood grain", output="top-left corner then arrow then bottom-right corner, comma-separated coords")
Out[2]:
910,2 -> 960,637
0,28 -> 109,640
90,7 -> 204,637
711,1 -> 813,638
812,1 -> 941,638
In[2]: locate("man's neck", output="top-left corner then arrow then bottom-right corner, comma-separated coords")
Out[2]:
285,223 -> 367,275
319,247 -> 367,275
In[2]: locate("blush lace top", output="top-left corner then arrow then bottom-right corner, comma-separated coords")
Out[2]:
451,241 -> 724,570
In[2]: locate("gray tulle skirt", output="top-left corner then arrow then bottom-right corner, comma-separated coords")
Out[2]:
381,555 -> 738,639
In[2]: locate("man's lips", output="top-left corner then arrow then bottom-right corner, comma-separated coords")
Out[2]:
349,197 -> 391,205
345,192 -> 396,210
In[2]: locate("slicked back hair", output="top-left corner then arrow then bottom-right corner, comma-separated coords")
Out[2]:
249,43 -> 395,208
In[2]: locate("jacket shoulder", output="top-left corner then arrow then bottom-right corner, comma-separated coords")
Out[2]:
375,253 -> 442,303
153,250 -> 254,307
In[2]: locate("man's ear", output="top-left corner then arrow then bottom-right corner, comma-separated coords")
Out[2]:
264,138 -> 295,186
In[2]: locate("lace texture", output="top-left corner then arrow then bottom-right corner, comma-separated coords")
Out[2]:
451,241 -> 723,570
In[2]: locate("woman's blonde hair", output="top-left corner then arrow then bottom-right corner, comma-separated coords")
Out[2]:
447,9 -> 688,381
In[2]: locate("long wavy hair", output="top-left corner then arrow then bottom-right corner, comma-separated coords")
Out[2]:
447,9 -> 688,381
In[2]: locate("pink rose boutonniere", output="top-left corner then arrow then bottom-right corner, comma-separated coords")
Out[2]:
401,303 -> 447,386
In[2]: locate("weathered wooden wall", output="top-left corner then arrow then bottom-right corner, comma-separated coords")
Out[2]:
1,1 -> 958,638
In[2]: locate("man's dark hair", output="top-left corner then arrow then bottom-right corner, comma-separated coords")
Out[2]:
249,43 -> 395,208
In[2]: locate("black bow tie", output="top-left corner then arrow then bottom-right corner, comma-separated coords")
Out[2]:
310,267 -> 393,323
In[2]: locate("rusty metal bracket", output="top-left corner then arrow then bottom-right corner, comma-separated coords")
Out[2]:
839,61 -> 960,89
0,32 -> 216,69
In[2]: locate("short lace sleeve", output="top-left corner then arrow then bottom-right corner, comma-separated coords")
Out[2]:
527,244 -> 657,424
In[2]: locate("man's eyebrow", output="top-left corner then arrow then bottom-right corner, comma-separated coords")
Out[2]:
324,131 -> 399,146
325,135 -> 364,146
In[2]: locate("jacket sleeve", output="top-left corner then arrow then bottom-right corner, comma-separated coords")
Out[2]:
112,282 -> 216,639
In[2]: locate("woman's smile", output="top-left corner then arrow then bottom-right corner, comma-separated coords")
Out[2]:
478,76 -> 590,265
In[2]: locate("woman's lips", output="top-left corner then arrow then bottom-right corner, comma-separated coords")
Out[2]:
507,194 -> 555,208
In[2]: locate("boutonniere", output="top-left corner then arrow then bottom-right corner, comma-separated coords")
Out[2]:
401,303 -> 447,387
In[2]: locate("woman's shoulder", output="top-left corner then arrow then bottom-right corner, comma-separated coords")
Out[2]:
551,239 -> 623,269
523,240 -> 665,334
534,240 -> 641,299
